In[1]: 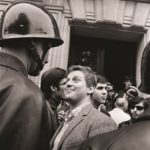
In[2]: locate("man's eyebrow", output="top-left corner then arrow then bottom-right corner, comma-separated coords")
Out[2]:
96,86 -> 105,88
97,84 -> 106,87
66,75 -> 81,80
72,75 -> 82,78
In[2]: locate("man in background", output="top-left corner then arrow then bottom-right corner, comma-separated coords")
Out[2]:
92,74 -> 108,115
106,82 -> 117,111
41,67 -> 69,133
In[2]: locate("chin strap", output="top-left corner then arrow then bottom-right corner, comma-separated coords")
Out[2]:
27,40 -> 46,71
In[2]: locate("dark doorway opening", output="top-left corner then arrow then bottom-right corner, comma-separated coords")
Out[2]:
68,35 -> 137,91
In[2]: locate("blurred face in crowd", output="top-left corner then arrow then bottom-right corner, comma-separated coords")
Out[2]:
92,83 -> 107,104
130,102 -> 145,120
56,78 -> 67,99
64,70 -> 93,107
124,80 -> 132,90
108,90 -> 115,99
107,85 -> 115,99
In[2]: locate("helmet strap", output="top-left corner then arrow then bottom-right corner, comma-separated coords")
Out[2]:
27,41 -> 43,71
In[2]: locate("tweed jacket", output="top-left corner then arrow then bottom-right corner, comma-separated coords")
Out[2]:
80,104 -> 150,150
50,104 -> 117,150
80,119 -> 150,150
0,52 -> 52,150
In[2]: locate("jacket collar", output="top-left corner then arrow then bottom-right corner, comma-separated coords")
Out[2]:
58,103 -> 93,149
50,103 -> 94,150
0,52 -> 28,76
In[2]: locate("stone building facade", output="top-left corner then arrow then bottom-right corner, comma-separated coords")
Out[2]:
0,0 -> 150,90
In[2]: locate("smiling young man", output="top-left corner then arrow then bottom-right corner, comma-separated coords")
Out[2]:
50,65 -> 117,150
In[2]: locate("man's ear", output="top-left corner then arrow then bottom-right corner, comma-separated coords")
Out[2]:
50,86 -> 57,92
87,87 -> 95,94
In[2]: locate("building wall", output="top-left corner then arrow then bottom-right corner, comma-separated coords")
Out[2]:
0,0 -> 150,88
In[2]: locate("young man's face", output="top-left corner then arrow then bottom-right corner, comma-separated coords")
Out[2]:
92,83 -> 107,104
64,70 -> 92,106
130,102 -> 145,120
124,80 -> 132,90
107,85 -> 115,99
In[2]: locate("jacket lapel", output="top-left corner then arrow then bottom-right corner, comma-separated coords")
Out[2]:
57,104 -> 93,149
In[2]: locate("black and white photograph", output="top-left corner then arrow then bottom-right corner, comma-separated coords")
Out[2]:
0,0 -> 150,150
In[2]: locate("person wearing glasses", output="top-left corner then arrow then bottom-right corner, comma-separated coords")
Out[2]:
41,68 -> 70,132
118,96 -> 149,128
129,97 -> 149,120
80,97 -> 150,150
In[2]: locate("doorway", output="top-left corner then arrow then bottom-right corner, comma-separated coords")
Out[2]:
68,35 -> 137,91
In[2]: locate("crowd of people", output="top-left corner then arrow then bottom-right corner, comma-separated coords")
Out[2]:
41,65 -> 150,150
36,61 -> 150,149
0,1 -> 150,150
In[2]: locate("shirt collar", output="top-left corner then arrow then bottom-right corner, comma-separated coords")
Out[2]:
64,102 -> 91,122
0,52 -> 28,76
71,101 -> 91,117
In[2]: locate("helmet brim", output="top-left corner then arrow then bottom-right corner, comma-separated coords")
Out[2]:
0,37 -> 64,47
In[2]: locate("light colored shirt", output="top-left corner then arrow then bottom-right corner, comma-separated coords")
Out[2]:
109,108 -> 131,126
52,102 -> 90,150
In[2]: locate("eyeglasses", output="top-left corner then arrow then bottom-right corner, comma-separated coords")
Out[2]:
130,105 -> 144,111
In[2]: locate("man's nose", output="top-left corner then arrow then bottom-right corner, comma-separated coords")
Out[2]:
66,79 -> 72,87
102,89 -> 107,94
133,107 -> 137,111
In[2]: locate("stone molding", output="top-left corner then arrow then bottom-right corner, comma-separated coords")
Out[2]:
1,0 -> 150,87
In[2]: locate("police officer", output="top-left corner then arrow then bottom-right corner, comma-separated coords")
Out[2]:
0,1 -> 63,150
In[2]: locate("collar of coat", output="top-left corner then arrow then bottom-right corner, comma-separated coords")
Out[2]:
0,52 -> 28,76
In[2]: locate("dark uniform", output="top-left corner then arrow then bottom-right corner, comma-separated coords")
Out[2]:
0,53 -> 53,150
0,1 -> 63,150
